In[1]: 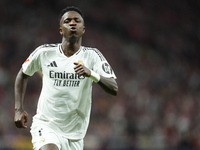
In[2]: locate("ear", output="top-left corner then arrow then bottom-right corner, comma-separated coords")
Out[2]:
59,27 -> 63,35
83,26 -> 86,34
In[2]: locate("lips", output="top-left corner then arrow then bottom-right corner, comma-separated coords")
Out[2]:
70,27 -> 77,31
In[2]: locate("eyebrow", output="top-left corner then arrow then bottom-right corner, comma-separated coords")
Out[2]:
64,17 -> 80,20
61,15 -> 84,25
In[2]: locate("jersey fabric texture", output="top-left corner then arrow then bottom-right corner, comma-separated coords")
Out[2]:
22,43 -> 116,140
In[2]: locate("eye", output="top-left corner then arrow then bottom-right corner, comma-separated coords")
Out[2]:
75,18 -> 81,23
64,19 -> 71,23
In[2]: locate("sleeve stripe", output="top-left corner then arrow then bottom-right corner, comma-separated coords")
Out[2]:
31,45 -> 44,56
31,44 -> 59,56
84,47 -> 105,61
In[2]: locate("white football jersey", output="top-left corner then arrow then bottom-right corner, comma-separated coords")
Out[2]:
22,43 -> 116,139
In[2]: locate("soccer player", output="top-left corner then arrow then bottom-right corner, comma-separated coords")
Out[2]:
14,6 -> 118,150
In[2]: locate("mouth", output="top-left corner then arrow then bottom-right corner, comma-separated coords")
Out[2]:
70,27 -> 77,32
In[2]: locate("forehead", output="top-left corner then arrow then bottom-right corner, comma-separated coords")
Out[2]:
62,11 -> 83,20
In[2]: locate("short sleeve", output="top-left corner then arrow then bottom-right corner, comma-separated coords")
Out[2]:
22,46 -> 42,76
91,49 -> 116,79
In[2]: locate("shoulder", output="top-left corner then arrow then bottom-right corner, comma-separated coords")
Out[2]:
82,46 -> 99,53
30,43 -> 60,57
81,46 -> 105,61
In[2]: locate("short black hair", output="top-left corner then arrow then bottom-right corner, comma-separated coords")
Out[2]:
59,6 -> 84,24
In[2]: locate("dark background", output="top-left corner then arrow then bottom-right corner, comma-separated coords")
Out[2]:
1,0 -> 200,149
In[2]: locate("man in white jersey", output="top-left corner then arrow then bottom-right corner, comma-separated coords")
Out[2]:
14,6 -> 118,150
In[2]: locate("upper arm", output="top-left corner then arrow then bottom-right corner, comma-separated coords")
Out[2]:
16,68 -> 30,81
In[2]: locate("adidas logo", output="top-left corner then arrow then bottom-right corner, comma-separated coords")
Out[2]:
47,61 -> 58,67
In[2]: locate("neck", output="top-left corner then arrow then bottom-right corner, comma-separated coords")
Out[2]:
61,37 -> 82,57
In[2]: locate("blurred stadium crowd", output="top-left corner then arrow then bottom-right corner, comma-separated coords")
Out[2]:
1,0 -> 200,149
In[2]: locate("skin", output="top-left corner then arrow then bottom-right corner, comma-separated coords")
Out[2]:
14,10 -> 118,150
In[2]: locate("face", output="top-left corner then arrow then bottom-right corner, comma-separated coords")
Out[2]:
59,11 -> 85,40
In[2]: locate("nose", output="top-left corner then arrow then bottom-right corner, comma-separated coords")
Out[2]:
69,19 -> 76,26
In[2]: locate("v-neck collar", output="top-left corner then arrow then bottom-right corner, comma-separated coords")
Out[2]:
58,44 -> 82,58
